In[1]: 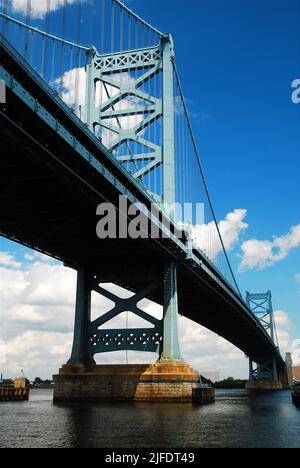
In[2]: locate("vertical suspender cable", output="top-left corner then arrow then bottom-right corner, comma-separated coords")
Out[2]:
141,23 -> 145,187
108,0 -> 116,149
24,0 -> 31,61
127,11 -> 131,172
134,18 -> 138,167
51,38 -> 55,84
1,0 -> 9,36
41,0 -> 51,79
98,0 -> 106,136
18,24 -> 22,53
30,31 -> 35,68
59,0 -> 67,98
75,0 -> 82,119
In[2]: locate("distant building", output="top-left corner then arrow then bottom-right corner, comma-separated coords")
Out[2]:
286,353 -> 294,387
201,371 -> 220,383
293,366 -> 300,381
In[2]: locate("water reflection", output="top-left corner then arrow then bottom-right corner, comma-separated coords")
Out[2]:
0,389 -> 300,448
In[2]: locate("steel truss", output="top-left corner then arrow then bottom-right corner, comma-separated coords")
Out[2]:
89,279 -> 163,354
68,263 -> 181,366
85,35 -> 174,203
246,291 -> 279,381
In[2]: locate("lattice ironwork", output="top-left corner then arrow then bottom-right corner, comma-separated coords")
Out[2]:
246,291 -> 277,344
89,279 -> 162,355
90,329 -> 162,353
85,45 -> 164,185
250,358 -> 278,381
94,47 -> 161,73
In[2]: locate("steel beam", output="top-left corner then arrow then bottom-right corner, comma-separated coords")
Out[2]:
160,261 -> 182,361
68,269 -> 95,368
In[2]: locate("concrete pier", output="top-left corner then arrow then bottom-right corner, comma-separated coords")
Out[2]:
245,380 -> 283,391
53,361 -> 215,404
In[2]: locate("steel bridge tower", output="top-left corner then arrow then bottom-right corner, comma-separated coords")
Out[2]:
246,291 -> 282,389
68,33 -> 182,369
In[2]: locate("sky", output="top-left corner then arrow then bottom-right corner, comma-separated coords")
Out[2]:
0,0 -> 300,380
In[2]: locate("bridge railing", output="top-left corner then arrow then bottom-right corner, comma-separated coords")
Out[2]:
0,0 -> 241,294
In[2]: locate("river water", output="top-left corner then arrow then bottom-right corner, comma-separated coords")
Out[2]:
0,389 -> 299,448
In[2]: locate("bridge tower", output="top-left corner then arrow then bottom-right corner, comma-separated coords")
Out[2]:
54,21 -> 205,402
77,32 -> 182,362
245,292 -> 283,390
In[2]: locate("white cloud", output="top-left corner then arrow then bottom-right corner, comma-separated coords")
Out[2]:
11,0 -> 81,19
0,339 -> 6,364
291,340 -> 300,366
0,252 -> 22,269
193,209 -> 248,260
296,273 -> 300,284
3,331 -> 73,379
179,317 -> 247,378
274,310 -> 292,354
220,209 -> 248,251
24,253 -> 35,261
239,223 -> 300,272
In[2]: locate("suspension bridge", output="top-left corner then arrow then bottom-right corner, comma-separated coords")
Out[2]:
0,0 -> 289,401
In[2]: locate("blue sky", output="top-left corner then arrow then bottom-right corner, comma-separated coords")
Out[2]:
0,0 -> 299,378
132,0 -> 300,335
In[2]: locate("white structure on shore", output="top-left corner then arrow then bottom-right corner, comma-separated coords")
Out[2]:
201,371 -> 220,383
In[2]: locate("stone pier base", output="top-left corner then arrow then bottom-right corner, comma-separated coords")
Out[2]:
246,380 -> 283,391
53,361 -> 215,404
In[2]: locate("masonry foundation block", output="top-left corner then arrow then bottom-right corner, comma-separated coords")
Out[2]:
53,361 -> 215,404
245,380 -> 283,391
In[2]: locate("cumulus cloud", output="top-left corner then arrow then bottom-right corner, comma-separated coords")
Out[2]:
4,331 -> 73,378
11,0 -> 81,19
274,310 -> 292,353
239,223 -> 300,272
193,209 -> 248,260
0,252 -> 22,269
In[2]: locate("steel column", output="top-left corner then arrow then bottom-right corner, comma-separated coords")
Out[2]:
68,269 -> 95,367
162,35 -> 175,208
160,261 -> 182,361
249,359 -> 254,381
85,48 -> 96,129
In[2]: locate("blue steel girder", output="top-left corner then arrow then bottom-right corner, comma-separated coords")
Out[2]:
85,44 -> 164,184
89,278 -> 163,355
